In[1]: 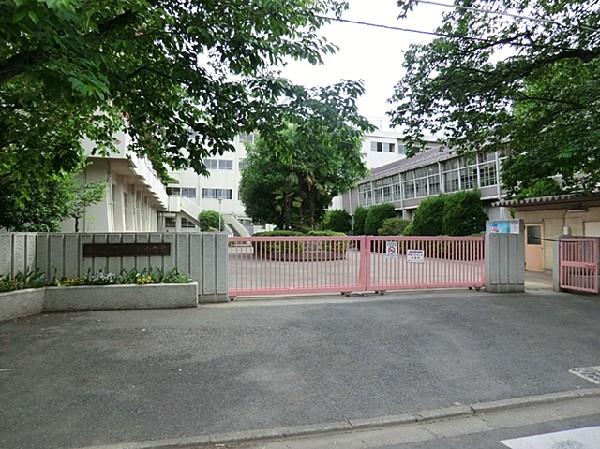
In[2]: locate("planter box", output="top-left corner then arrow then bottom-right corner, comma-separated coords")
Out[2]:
0,288 -> 45,322
44,283 -> 198,312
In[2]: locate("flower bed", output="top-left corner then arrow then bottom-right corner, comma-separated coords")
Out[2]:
0,268 -> 198,321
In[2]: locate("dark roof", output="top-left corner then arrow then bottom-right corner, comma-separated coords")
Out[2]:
492,194 -> 600,209
365,147 -> 454,182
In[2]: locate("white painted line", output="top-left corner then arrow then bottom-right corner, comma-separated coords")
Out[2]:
569,367 -> 600,384
502,426 -> 600,448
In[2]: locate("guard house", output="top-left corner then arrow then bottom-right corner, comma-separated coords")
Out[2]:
492,194 -> 600,272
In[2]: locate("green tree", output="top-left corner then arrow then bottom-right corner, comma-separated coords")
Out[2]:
1,0 -> 348,224
390,0 -> 600,196
352,207 -> 368,235
441,191 -> 487,236
239,81 -> 373,229
0,168 -> 105,232
409,196 -> 446,236
364,203 -> 396,236
322,210 -> 352,233
198,210 -> 222,231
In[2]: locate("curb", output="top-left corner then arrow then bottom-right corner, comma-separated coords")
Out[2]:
75,388 -> 600,449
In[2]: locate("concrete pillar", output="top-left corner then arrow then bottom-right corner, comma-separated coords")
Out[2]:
485,219 -> 525,293
552,238 -> 564,292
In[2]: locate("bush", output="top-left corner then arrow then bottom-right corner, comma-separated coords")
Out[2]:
306,230 -> 346,237
364,203 -> 396,235
322,209 -> 352,233
253,230 -> 305,237
442,190 -> 487,236
352,207 -> 368,235
198,210 -> 222,231
0,270 -> 47,293
378,218 -> 410,236
410,195 -> 446,235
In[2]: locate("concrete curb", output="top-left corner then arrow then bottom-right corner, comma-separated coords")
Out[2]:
74,388 -> 600,449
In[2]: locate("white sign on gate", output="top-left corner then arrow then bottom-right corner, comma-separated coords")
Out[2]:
407,249 -> 425,263
385,240 -> 398,257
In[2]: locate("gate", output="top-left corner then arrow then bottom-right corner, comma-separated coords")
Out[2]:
228,236 -> 485,297
559,238 -> 599,293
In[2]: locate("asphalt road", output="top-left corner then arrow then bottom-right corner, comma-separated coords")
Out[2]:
1,290 -> 599,449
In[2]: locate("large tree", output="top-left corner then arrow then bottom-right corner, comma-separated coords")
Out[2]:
240,81 -> 373,229
390,0 -> 600,196
1,0 -> 347,229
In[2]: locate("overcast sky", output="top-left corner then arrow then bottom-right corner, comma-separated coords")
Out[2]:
279,0 -> 446,127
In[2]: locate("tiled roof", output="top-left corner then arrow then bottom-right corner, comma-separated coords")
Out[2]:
365,147 -> 454,181
492,193 -> 600,208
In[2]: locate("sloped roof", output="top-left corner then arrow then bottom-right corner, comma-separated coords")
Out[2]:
365,147 -> 454,182
492,194 -> 600,209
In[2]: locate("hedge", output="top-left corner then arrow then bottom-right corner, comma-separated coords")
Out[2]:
378,218 -> 410,236
364,203 -> 396,236
322,210 -> 352,233
352,207 -> 368,235
441,191 -> 487,236
409,195 -> 445,236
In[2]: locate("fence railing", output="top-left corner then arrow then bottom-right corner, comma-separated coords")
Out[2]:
228,236 -> 485,297
559,238 -> 599,293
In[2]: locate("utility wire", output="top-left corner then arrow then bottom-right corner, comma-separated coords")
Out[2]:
417,0 -> 598,32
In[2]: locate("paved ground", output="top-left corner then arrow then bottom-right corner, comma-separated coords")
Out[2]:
1,290 -> 599,449
226,397 -> 600,449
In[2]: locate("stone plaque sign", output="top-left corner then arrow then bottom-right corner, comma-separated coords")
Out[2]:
82,243 -> 171,257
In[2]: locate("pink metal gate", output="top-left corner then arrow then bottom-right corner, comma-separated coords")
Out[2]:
228,235 -> 485,297
559,238 -> 599,293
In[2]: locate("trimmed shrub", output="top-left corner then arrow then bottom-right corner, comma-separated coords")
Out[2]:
378,218 -> 410,236
322,209 -> 352,233
198,210 -> 222,231
352,207 -> 368,235
410,195 -> 446,236
442,190 -> 487,236
306,230 -> 346,237
364,203 -> 396,236
253,230 -> 305,237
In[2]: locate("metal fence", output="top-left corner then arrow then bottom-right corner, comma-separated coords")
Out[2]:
228,236 -> 485,297
559,238 -> 599,294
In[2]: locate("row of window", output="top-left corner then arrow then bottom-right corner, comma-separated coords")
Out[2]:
166,187 -> 234,199
358,155 -> 500,207
164,217 -> 196,228
202,158 -> 248,171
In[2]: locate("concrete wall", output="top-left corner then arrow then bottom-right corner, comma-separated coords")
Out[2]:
515,206 -> 600,270
0,232 -> 228,301
485,221 -> 525,293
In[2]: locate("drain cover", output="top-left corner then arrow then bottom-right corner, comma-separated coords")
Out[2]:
569,366 -> 600,384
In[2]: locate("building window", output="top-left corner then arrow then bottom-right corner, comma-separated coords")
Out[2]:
444,170 -> 459,192
202,188 -> 233,199
165,217 -> 176,228
203,159 -> 233,170
397,144 -> 405,155
239,133 -> 255,144
479,162 -> 497,187
460,166 -> 477,190
167,187 -> 196,197
239,158 -> 249,170
370,141 -> 395,153
181,217 -> 196,228
181,187 -> 196,198
414,178 -> 427,197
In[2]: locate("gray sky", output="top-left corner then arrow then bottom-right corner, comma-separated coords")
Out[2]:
280,0 -> 445,125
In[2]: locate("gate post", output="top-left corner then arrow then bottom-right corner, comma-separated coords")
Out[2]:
358,236 -> 369,291
485,219 -> 525,293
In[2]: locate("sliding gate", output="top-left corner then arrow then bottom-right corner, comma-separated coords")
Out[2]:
559,238 -> 599,293
228,236 -> 485,298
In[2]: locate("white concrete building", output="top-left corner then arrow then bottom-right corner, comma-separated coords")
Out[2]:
61,132 -> 171,233
165,128 -> 410,234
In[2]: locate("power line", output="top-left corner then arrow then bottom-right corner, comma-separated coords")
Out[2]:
416,0 -> 598,32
